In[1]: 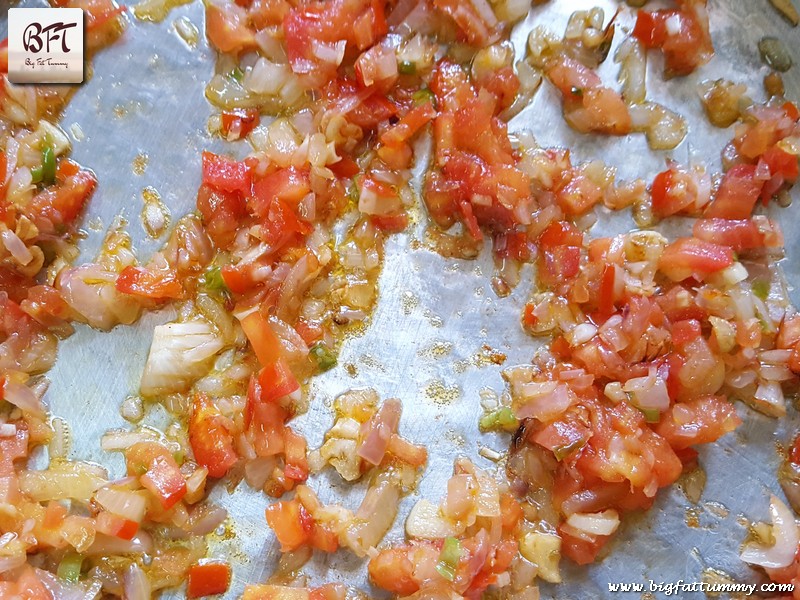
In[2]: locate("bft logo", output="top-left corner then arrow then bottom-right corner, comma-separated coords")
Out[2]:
8,8 -> 84,84
22,21 -> 78,54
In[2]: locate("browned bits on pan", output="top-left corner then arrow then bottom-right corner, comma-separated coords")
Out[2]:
759,37 -> 794,73
764,72 -> 786,97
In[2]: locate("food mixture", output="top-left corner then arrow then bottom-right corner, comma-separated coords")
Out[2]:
1,0 -> 800,598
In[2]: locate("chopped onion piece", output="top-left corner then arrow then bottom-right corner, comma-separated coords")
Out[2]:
741,495 -> 799,568
95,487 -> 147,523
140,321 -> 224,396
405,499 -> 458,539
566,510 -> 621,536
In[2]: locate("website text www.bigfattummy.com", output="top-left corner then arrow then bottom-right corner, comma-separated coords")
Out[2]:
607,580 -> 796,596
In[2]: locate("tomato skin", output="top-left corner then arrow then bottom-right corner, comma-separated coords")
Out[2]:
658,237 -> 734,281
115,266 -> 183,300
189,395 -> 238,479
329,155 -> 359,178
0,39 -> 7,75
656,395 -> 741,449
704,164 -> 763,219
126,442 -> 186,510
632,10 -> 664,47
597,264 -> 617,318
187,562 -> 232,599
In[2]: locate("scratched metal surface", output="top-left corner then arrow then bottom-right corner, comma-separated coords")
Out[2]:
3,0 -> 800,597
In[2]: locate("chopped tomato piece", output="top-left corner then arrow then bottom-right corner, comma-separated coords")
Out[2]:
115,266 -> 183,300
284,0 -> 387,78
240,311 -> 283,366
282,427 -> 308,482
126,442 -> 186,510
197,184 -> 248,249
26,168 -> 97,230
762,145 -> 799,181
221,108 -> 260,140
258,359 -> 300,403
633,5 -> 713,76
202,151 -> 252,197
259,198 -> 312,250
693,218 -> 783,251
671,319 -> 702,347
0,425 -> 28,478
189,394 -> 238,478
380,101 -> 437,146
368,546 -> 420,596
265,498 -> 313,551
370,213 -> 408,232
704,164 -> 762,219
206,1 -> 255,53
250,167 -> 311,218
433,0 -> 498,47
220,263 -> 257,294
187,562 -> 232,599
656,395 -> 741,449
95,510 -> 139,540
658,237 -> 734,281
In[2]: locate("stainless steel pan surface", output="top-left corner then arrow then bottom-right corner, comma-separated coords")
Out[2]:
3,0 -> 800,597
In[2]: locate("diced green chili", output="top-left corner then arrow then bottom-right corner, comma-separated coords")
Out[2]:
310,342 -> 337,372
553,438 -> 587,461
479,407 -> 519,433
204,266 -> 229,293
41,143 -> 56,185
435,537 -> 462,582
412,87 -> 436,108
230,67 -> 244,82
57,553 -> 83,583
398,60 -> 417,75
753,279 -> 770,301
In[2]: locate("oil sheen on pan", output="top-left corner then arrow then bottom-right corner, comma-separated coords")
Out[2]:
1,0 -> 800,599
